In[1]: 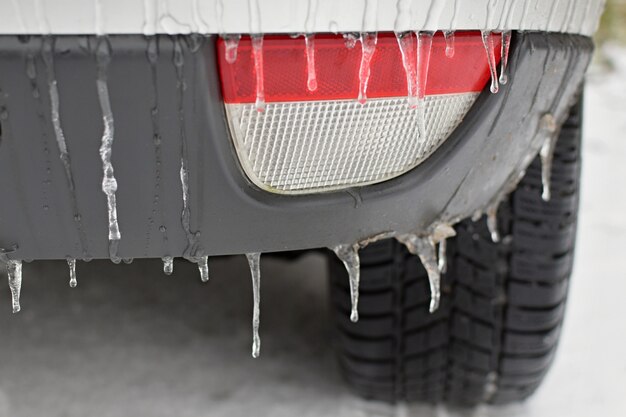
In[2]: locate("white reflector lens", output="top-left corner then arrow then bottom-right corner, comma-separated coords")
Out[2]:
226,93 -> 478,194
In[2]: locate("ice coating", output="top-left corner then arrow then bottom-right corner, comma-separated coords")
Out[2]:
481,31 -> 499,94
34,0 -> 51,34
561,0 -> 576,32
251,35 -> 265,112
173,38 -> 191,246
357,32 -> 378,105
2,0 -> 606,37
45,48 -> 73,200
396,224 -> 455,313
486,203 -> 500,243
179,160 -> 193,243
484,0 -> 498,29
145,36 -> 170,253
395,32 -> 418,108
142,0 -> 157,35
162,256 -> 174,275
197,256 -> 209,282
191,0 -> 209,33
304,0 -> 319,33
450,0 -> 460,29
7,260 -> 22,313
394,0 -> 411,33
95,37 -> 122,263
158,0 -> 192,35
499,31 -> 512,85
172,37 -> 202,263
361,0 -> 378,32
67,258 -> 77,287
343,33 -> 358,49
223,34 -> 241,64
246,253 -> 261,358
10,0 -> 27,33
538,113 -> 558,201
304,34 -> 318,92
216,0 -> 225,33
331,244 -> 360,323
94,0 -> 105,36
248,0 -> 261,34
42,37 -> 89,258
443,30 -> 455,58
422,0 -> 447,30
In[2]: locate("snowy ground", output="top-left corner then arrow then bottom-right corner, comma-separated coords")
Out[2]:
0,48 -> 625,417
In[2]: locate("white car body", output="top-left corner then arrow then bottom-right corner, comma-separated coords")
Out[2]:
1,0 -> 605,36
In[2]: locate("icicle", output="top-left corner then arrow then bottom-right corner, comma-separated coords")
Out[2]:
357,32 -> 378,105
415,31 -> 433,136
246,253 -> 262,358
68,258 -> 77,288
95,37 -> 122,263
499,31 -> 512,85
540,138 -> 555,202
438,239 -> 447,274
395,32 -> 418,108
538,114 -> 558,202
109,239 -> 121,264
443,31 -> 455,58
486,203 -> 500,243
397,224 -> 455,313
7,260 -> 22,313
304,34 -> 318,92
223,34 -> 241,64
481,31 -> 499,94
197,256 -> 209,282
416,31 -> 433,101
331,244 -> 360,322
343,33 -> 358,49
251,35 -> 265,112
162,256 -> 174,275
179,159 -> 194,244
396,234 -> 441,313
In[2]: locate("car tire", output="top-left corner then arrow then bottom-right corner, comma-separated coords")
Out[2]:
328,98 -> 582,405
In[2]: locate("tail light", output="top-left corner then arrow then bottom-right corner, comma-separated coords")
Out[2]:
218,32 -> 502,194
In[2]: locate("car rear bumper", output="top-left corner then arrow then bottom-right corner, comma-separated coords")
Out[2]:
0,32 -> 592,261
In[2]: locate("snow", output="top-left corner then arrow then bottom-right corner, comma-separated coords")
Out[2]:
0,47 -> 625,416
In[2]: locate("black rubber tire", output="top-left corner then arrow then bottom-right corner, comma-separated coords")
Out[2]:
329,99 -> 582,405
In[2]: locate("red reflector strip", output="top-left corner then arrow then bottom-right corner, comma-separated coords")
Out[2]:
217,32 -> 502,104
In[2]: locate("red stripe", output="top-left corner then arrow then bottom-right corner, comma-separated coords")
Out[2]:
218,32 -> 501,104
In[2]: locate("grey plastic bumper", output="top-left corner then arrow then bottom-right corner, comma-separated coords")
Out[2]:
0,33 -> 592,261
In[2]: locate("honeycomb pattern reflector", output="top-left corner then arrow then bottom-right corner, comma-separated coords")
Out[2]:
226,93 -> 478,194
